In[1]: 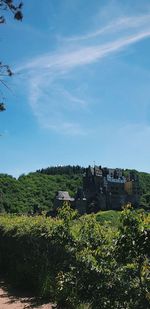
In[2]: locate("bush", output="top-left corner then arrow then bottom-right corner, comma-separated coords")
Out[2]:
0,206 -> 149,308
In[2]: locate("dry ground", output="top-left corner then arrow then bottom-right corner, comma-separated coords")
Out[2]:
0,280 -> 53,309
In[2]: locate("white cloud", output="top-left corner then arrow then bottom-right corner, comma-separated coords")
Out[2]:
27,74 -> 87,135
44,121 -> 87,136
15,14 -> 150,135
17,30 -> 150,74
59,89 -> 88,109
61,14 -> 150,42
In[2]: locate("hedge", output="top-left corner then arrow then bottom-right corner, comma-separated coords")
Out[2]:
0,207 -> 149,308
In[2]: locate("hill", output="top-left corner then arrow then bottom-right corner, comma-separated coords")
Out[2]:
0,165 -> 150,213
0,171 -> 82,214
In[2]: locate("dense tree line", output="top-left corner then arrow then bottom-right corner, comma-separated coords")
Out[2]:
122,169 -> 150,209
37,165 -> 86,176
0,166 -> 150,214
0,171 -> 82,213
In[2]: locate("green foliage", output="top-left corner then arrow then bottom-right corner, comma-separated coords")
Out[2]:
37,165 -> 85,176
138,172 -> 150,209
96,210 -> 121,227
57,202 -> 79,223
0,172 -> 82,213
0,207 -> 149,308
0,166 -> 150,214
0,165 -> 150,215
114,205 -> 150,308
123,169 -> 150,209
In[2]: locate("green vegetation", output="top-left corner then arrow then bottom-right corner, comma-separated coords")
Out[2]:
37,165 -> 85,176
0,171 -> 82,213
0,206 -> 149,308
138,172 -> 150,209
0,166 -> 150,214
96,210 -> 121,226
123,169 -> 150,209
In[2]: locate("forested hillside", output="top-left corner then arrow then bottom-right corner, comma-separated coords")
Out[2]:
138,172 -> 150,207
0,171 -> 82,213
37,165 -> 85,175
0,166 -> 150,213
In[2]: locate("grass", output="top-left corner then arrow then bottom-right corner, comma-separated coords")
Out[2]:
95,210 -> 121,227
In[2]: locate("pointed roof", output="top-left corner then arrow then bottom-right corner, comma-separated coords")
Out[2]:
56,191 -> 74,201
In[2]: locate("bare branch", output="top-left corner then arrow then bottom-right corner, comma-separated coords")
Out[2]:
0,102 -> 6,111
0,1 -> 23,22
0,1 -> 23,111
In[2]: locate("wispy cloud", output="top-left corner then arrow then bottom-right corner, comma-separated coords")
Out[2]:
15,14 -> 150,135
44,121 -> 87,136
27,74 -> 87,136
61,14 -> 150,42
60,89 -> 88,109
18,30 -> 150,74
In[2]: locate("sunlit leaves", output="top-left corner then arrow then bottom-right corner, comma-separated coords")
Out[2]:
0,206 -> 149,308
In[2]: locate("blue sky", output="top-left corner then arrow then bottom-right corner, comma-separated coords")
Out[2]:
0,0 -> 150,177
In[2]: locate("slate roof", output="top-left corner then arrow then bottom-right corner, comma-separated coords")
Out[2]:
56,191 -> 74,201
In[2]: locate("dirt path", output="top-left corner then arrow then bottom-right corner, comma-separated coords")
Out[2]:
0,281 -> 53,309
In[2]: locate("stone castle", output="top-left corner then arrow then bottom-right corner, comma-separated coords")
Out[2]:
54,165 -> 140,214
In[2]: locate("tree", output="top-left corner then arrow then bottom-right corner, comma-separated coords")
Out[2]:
115,205 -> 150,308
0,1 -> 23,111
